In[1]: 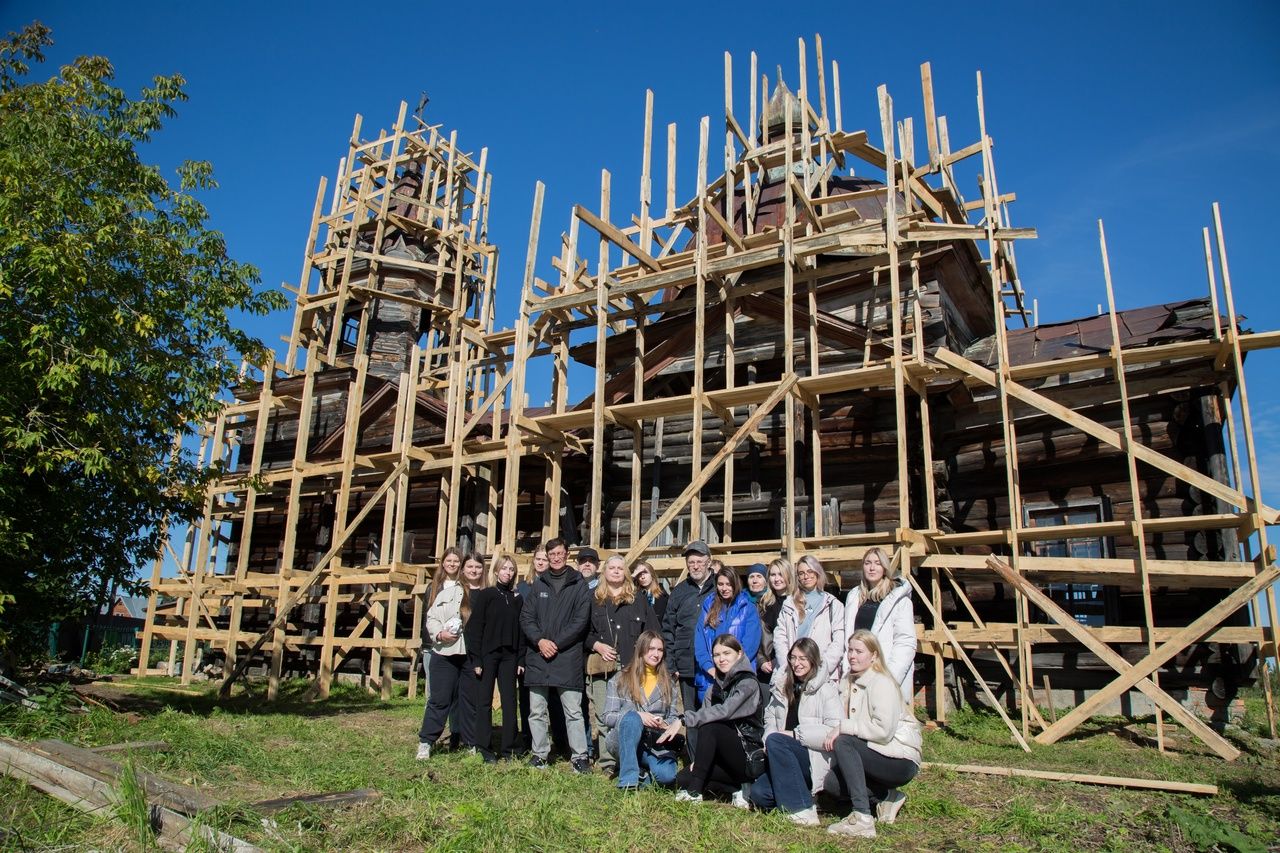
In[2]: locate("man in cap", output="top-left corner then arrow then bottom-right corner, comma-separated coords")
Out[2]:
577,546 -> 600,591
661,540 -> 716,719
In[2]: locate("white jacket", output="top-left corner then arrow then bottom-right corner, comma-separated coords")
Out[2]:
773,591 -> 845,681
763,665 -> 843,794
838,668 -> 922,764
425,580 -> 467,656
843,579 -> 915,704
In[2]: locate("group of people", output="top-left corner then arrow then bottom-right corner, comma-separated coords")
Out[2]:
415,538 -> 920,838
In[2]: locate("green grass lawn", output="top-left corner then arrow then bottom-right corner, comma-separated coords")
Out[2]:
1,678 -> 1276,852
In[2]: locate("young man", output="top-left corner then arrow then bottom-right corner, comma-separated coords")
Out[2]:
520,537 -> 593,772
662,540 -> 716,717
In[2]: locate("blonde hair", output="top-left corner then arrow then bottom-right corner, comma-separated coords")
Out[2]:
618,630 -> 676,705
489,552 -> 518,588
792,554 -> 828,621
847,629 -> 892,680
524,545 -> 549,585
860,547 -> 898,603
595,555 -> 637,605
763,557 -> 797,611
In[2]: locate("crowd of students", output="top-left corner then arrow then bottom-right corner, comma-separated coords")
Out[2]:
415,538 -> 920,838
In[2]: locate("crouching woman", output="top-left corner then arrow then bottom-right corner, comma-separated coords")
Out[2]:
823,629 -> 922,839
602,630 -> 681,789
750,637 -> 842,825
659,634 -> 764,807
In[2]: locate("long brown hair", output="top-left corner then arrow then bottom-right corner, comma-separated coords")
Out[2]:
429,546 -> 465,609
783,637 -> 822,697
633,559 -> 664,599
595,554 -> 637,605
617,630 -> 675,705
458,551 -> 487,622
860,547 -> 897,603
793,554 -> 828,621
704,566 -> 741,629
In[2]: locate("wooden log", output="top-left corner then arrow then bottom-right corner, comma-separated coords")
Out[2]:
29,739 -> 220,815
921,761 -> 1217,795
91,740 -> 171,755
250,788 -> 382,813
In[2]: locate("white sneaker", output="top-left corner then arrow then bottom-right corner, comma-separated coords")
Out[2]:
415,742 -> 432,761
674,789 -> 703,803
787,806 -> 820,826
731,788 -> 750,810
876,789 -> 906,824
827,812 -> 876,838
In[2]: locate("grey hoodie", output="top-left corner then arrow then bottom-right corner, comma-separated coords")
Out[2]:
684,653 -> 763,729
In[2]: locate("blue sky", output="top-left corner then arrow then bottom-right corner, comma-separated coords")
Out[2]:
7,2 -> 1280,584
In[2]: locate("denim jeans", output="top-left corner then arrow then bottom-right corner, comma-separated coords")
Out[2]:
750,732 -> 813,812
615,711 -> 678,787
830,734 -> 919,814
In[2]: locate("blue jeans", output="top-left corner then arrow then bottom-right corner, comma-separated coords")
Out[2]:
750,732 -> 813,813
615,711 -> 678,788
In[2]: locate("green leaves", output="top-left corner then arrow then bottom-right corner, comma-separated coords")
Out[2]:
0,22 -> 287,658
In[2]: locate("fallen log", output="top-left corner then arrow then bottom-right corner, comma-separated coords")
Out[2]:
922,761 -> 1217,795
250,788 -> 382,813
91,740 -> 171,755
30,738 -> 218,815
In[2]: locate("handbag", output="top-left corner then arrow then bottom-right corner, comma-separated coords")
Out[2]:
586,652 -> 618,677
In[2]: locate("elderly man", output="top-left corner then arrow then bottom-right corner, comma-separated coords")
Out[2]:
661,540 -> 716,718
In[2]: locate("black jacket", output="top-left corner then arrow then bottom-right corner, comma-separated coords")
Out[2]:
662,573 -> 715,678
520,569 -> 592,690
585,594 -> 659,670
465,583 -> 525,669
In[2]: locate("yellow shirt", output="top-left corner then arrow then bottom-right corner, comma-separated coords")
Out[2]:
642,664 -> 659,699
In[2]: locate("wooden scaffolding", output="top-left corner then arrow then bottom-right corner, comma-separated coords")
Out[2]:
139,37 -> 1280,756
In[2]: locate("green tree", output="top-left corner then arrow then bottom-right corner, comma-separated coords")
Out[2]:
0,23 -> 286,660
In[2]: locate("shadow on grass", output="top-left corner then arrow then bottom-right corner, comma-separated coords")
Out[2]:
90,678 -> 412,721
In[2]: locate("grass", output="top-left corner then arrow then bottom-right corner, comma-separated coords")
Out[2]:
1,679 -> 1277,851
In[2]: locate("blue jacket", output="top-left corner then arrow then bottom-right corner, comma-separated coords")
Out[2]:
693,591 -> 761,700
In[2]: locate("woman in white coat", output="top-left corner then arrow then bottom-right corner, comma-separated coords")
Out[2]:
750,638 -> 842,825
773,555 -> 845,681
842,547 -> 916,704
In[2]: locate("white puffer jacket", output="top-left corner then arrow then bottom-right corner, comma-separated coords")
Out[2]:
425,580 -> 467,656
773,591 -> 845,681
838,668 -> 922,764
763,664 -> 843,794
843,579 -> 916,704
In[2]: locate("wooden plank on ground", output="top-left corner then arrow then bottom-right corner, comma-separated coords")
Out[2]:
922,762 -> 1217,796
250,788 -> 382,813
30,739 -> 220,815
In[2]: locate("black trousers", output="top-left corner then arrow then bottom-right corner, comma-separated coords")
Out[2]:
830,734 -> 919,814
418,652 -> 476,746
474,648 -> 519,758
678,720 -> 751,795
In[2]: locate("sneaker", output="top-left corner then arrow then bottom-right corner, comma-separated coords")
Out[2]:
570,758 -> 591,775
529,755 -> 549,769
674,789 -> 703,803
827,812 -> 876,838
787,806 -> 820,826
415,742 -> 432,761
731,788 -> 750,810
480,750 -> 498,765
876,789 -> 906,824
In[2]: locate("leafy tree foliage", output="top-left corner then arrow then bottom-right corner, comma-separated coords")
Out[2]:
0,23 -> 286,659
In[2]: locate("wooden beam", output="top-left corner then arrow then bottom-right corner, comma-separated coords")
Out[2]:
922,762 -> 1216,796
574,204 -> 662,272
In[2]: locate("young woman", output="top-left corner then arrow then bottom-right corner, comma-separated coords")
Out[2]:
694,566 -> 762,702
632,559 -> 668,622
842,547 -> 916,704
823,630 -> 922,839
751,638 -> 842,825
774,555 -> 845,681
464,552 -> 525,762
756,558 -> 796,682
418,547 -> 471,758
585,554 -> 659,774
602,631 -> 681,789
660,634 -> 763,807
